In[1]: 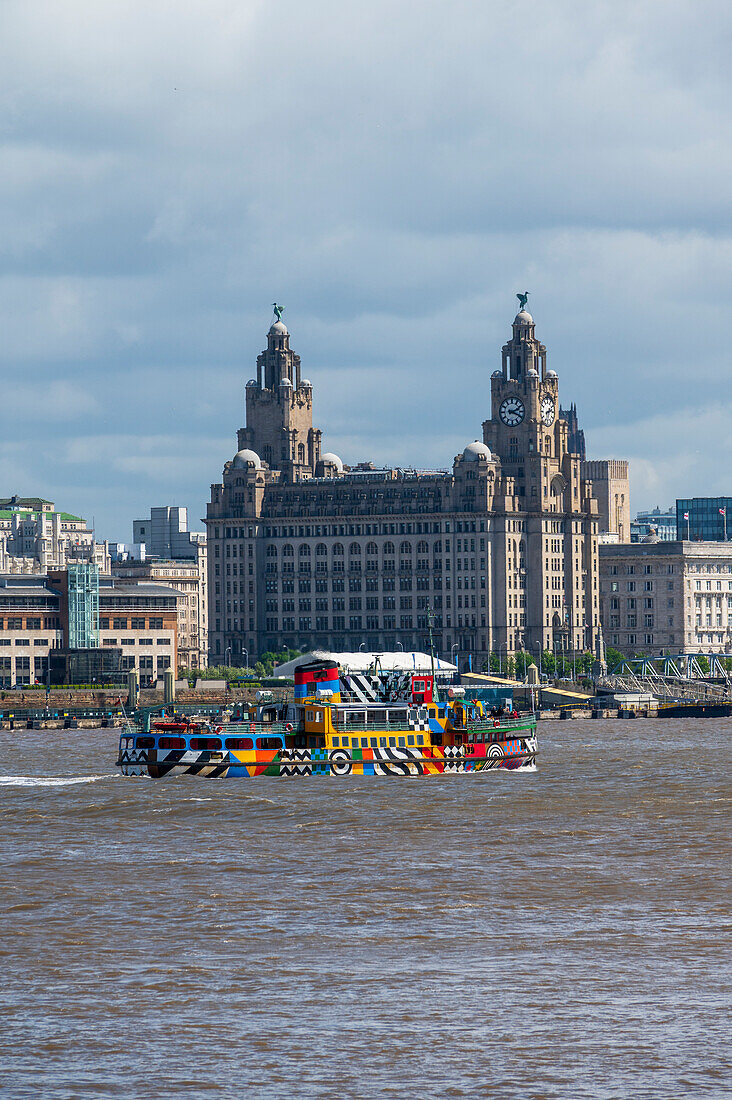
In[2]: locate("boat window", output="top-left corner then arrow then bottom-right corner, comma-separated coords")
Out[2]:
416,736 -> 423,746
225,737 -> 253,750
379,736 -> 386,747
312,711 -> 322,723
391,710 -> 407,724
407,735 -> 415,746
398,736 -> 405,747
433,732 -> 442,746
306,710 -> 314,722
159,736 -> 185,749
332,736 -> 340,747
258,737 -> 283,750
388,737 -> 396,747
190,737 -> 222,750
361,737 -> 369,748
340,735 -> 349,746
135,736 -> 155,749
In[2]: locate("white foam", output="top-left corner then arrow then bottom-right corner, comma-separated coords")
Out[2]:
0,774 -> 111,788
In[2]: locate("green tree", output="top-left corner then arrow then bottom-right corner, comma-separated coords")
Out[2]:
514,650 -> 535,678
605,646 -> 625,673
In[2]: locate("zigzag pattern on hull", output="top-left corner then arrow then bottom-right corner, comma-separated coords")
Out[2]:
149,748 -> 230,779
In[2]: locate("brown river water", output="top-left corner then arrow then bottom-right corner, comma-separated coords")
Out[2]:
0,719 -> 729,1099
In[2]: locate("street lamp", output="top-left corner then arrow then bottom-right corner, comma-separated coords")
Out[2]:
359,642 -> 366,652
225,646 -> 232,668
451,642 -> 459,671
535,641 -> 543,680
396,640 -> 404,651
242,648 -> 248,672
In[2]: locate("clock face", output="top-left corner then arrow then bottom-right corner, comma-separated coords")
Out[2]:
541,396 -> 555,426
499,396 -> 525,426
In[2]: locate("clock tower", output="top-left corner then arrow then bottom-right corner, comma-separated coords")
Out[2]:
480,303 -> 599,654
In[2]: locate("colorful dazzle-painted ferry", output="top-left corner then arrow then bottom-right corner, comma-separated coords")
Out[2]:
117,660 -> 537,779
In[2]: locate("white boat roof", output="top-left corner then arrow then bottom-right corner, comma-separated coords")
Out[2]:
273,650 -> 456,677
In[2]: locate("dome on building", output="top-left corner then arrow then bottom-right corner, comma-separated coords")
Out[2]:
301,378 -> 312,387
546,368 -> 558,378
491,370 -> 502,378
279,377 -> 293,387
320,452 -> 344,471
246,378 -> 257,387
527,367 -> 539,378
462,440 -> 492,462
231,448 -> 261,469
269,320 -> 288,336
514,310 -> 534,325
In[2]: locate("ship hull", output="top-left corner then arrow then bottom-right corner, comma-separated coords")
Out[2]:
117,731 -> 537,779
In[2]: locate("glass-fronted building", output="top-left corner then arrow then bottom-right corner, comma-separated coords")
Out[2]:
676,498 -> 732,542
631,506 -> 676,542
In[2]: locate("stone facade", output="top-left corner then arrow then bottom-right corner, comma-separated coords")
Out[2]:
237,321 -> 322,480
581,460 -> 630,543
206,306 -> 626,665
600,541 -> 732,654
0,497 -> 111,574
112,548 -> 208,670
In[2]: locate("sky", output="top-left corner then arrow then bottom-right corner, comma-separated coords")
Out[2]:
1,0 -> 730,540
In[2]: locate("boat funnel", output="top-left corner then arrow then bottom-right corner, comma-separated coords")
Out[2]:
294,660 -> 341,703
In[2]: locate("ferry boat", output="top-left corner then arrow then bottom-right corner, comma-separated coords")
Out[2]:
116,660 -> 537,779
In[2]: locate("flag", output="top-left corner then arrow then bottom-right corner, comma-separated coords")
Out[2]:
683,512 -> 689,520
468,653 -> 473,671
720,508 -> 726,516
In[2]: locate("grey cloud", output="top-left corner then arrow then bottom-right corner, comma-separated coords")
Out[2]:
0,0 -> 730,539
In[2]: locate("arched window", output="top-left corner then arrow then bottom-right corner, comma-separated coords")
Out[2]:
400,541 -> 412,554
349,542 -> 361,555
383,542 -> 395,555
315,543 -> 327,556
282,544 -> 294,557
366,542 -> 378,555
297,443 -> 306,464
417,540 -> 429,553
266,546 -> 278,557
333,543 -> 344,555
299,544 -> 310,556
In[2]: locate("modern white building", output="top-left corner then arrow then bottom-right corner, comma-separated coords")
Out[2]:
113,506 -> 208,669
133,507 -> 205,560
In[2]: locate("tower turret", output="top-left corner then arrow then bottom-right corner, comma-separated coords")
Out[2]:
237,307 -> 322,481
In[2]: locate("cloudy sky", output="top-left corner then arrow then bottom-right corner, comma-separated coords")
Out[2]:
1,0 -> 729,539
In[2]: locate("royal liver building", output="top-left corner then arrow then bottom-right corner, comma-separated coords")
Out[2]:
206,301 -> 610,665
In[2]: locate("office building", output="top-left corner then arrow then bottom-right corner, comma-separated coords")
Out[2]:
0,567 -> 178,687
676,497 -> 732,542
631,506 -> 676,543
599,540 -> 732,654
205,302 -> 631,664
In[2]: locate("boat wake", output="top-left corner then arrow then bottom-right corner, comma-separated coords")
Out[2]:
0,774 -> 112,788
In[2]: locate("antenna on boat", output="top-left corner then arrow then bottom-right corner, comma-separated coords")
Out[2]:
427,606 -> 438,701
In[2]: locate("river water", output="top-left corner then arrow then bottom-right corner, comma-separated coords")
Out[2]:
0,719 -> 729,1099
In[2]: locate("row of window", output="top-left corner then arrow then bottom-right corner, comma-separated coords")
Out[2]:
99,617 -> 165,629
220,519 -> 489,540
